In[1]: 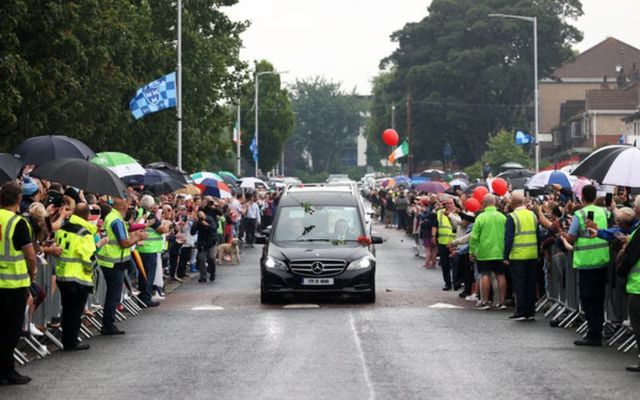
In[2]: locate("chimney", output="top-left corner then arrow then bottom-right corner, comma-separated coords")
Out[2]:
601,75 -> 610,90
617,65 -> 625,89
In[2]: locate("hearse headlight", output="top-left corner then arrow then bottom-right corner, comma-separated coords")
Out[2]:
347,256 -> 374,271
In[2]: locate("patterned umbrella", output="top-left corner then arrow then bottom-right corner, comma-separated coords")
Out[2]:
196,178 -> 232,199
525,170 -> 573,190
419,169 -> 446,181
572,145 -> 640,187
415,181 -> 449,193
217,171 -> 238,181
191,171 -> 223,184
91,152 -> 145,178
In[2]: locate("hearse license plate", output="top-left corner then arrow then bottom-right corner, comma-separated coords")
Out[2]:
302,278 -> 334,286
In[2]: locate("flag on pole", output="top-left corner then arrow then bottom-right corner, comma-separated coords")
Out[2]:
388,141 -> 409,164
249,136 -> 258,162
515,130 -> 534,145
619,133 -> 626,144
129,72 -> 177,120
232,123 -> 242,144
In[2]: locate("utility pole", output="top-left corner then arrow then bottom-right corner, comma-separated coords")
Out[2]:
406,95 -> 413,178
236,102 -> 241,177
176,0 -> 182,170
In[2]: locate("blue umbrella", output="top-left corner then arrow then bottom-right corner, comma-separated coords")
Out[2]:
525,170 -> 573,190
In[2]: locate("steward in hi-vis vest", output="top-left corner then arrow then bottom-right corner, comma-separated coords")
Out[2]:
55,204 -> 97,351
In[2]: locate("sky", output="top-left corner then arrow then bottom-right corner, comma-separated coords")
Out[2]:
226,0 -> 640,95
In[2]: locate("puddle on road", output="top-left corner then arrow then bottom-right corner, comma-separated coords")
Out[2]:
191,305 -> 225,311
428,303 -> 463,309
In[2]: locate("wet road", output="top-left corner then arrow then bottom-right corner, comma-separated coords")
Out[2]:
3,222 -> 640,400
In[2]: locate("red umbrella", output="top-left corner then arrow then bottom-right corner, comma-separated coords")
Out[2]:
415,181 -> 449,193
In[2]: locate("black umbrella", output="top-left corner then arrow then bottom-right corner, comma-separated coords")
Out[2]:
572,145 -> 640,187
12,135 -> 96,166
145,161 -> 191,184
31,158 -> 128,198
218,174 -> 240,192
496,169 -> 534,180
145,178 -> 185,195
419,169 -> 446,181
0,153 -> 23,185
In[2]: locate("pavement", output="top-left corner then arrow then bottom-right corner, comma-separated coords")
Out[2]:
3,222 -> 640,400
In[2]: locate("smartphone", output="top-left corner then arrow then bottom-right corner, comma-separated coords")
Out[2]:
587,211 -> 594,220
90,207 -> 101,216
605,193 -> 613,207
453,185 -> 461,192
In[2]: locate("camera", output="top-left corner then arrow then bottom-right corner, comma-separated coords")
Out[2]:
45,191 -> 64,208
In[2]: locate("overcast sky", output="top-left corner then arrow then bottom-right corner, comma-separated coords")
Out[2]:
226,0 -> 640,95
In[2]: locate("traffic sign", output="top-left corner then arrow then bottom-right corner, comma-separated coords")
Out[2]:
538,133 -> 553,143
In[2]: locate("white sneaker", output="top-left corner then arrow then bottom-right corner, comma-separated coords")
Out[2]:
29,323 -> 44,336
465,294 -> 478,302
151,295 -> 165,302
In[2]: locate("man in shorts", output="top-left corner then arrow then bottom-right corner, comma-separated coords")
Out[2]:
470,194 -> 507,310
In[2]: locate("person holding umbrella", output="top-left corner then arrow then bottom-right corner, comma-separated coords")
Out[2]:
561,185 -> 610,346
0,181 -> 38,385
97,197 -> 147,335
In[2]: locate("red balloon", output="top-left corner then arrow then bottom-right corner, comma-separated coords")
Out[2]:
472,186 -> 489,202
382,129 -> 399,146
465,198 -> 481,213
491,178 -> 508,196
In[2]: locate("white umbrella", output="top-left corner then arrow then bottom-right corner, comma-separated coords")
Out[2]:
525,170 -> 574,189
239,177 -> 270,190
572,145 -> 640,187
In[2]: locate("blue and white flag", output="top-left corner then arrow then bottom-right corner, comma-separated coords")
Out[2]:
515,130 -> 534,145
249,136 -> 258,162
130,72 -> 177,120
619,133 -> 626,144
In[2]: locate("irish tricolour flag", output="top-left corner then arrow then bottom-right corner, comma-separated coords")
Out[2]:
388,141 -> 408,164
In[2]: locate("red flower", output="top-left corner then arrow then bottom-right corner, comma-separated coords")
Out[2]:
356,236 -> 372,246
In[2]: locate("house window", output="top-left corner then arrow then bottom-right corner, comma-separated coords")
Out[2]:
634,121 -> 640,135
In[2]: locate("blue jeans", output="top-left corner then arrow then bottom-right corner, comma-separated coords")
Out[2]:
101,264 -> 126,329
138,252 -> 158,304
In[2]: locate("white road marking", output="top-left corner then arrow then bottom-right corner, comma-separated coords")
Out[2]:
190,305 -> 225,311
428,303 -> 463,309
349,313 -> 376,400
282,304 -> 320,309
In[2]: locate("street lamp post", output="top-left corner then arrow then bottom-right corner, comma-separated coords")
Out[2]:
254,70 -> 288,177
489,13 -> 539,172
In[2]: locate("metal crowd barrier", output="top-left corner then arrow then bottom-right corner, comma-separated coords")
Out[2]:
536,247 -> 637,353
14,255 -> 151,364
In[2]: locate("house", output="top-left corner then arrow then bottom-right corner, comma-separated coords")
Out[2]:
538,37 -> 640,158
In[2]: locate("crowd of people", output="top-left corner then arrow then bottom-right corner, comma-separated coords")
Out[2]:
368,181 -> 640,373
0,172 -> 281,385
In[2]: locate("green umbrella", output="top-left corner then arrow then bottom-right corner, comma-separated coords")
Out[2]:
217,171 -> 238,181
91,152 -> 145,178
191,171 -> 223,184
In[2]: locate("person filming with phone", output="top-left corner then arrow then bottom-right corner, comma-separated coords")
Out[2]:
561,184 -> 611,347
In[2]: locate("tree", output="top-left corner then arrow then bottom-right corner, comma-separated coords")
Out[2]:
371,0 -> 583,168
0,0 -> 247,172
290,77 -> 364,173
238,60 -> 294,173
464,129 -> 532,179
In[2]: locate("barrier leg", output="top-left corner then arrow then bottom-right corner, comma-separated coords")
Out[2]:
623,338 -> 637,353
13,349 -> 28,365
79,324 -> 93,338
535,296 -> 551,313
85,315 -> 102,331
544,302 -> 560,318
608,326 -> 629,346
618,335 -> 636,351
552,306 -> 567,321
558,311 -> 577,328
22,336 -> 49,358
576,321 -> 589,335
44,329 -> 64,350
